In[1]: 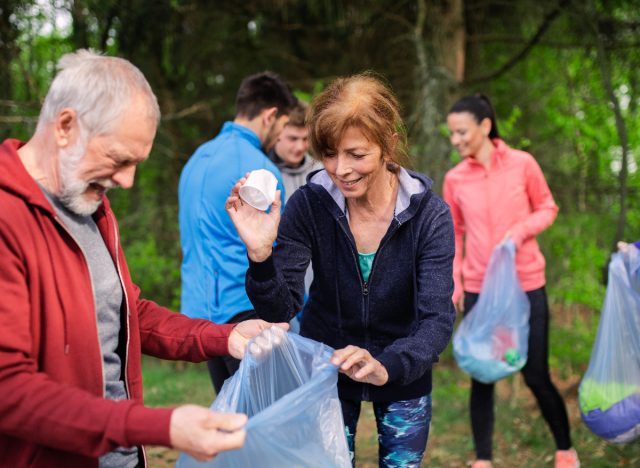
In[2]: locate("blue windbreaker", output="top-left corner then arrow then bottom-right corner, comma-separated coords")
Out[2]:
179,122 -> 284,323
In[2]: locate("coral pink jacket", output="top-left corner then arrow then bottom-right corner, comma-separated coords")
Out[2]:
443,139 -> 558,303
0,139 -> 236,467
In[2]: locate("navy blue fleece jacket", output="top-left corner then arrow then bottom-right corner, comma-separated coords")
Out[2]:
247,168 -> 455,402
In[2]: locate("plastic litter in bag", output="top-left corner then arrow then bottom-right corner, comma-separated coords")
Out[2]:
579,245 -> 640,443
176,327 -> 351,467
453,240 -> 530,384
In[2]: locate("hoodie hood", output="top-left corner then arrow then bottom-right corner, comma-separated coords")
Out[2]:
268,149 -> 321,176
0,138 -> 111,220
308,167 -> 432,223
0,139 -> 56,215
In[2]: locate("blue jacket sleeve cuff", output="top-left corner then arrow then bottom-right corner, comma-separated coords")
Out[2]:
377,352 -> 404,384
248,254 -> 277,282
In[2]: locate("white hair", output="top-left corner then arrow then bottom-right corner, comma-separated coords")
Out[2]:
37,49 -> 160,137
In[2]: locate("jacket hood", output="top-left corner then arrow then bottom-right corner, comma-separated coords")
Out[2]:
0,138 -> 111,219
268,150 -> 321,176
307,167 -> 432,223
0,139 -> 55,214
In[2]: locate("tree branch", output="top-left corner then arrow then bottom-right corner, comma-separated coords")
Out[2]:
161,102 -> 211,121
468,33 -> 640,49
0,116 -> 38,123
464,0 -> 570,85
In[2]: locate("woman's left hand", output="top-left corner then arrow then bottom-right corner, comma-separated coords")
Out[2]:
225,174 -> 281,262
331,345 -> 389,386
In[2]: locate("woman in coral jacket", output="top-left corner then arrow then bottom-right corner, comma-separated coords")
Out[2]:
443,94 -> 579,468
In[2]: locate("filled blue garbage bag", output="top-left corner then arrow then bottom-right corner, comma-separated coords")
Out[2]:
177,327 -> 351,467
453,240 -> 530,384
579,245 -> 640,443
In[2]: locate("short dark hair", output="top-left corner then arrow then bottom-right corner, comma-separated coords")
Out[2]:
448,94 -> 500,139
286,100 -> 308,127
235,71 -> 297,119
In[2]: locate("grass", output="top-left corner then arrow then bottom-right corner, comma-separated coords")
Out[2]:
142,304 -> 640,467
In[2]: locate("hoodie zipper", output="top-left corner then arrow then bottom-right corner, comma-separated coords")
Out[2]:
108,211 -> 131,399
106,210 -> 142,464
336,215 -> 402,401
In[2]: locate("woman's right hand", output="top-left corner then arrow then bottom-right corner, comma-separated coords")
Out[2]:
226,174 -> 281,262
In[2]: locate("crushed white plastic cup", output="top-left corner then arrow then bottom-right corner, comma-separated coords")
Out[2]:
238,169 -> 278,211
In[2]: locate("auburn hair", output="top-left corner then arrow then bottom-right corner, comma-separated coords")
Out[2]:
308,73 -> 410,171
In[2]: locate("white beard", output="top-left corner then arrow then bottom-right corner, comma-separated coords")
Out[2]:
58,139 -> 112,216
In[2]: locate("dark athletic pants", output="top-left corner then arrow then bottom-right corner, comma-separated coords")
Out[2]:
207,310 -> 257,393
464,287 -> 572,460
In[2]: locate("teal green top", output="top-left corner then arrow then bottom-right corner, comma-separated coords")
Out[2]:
358,251 -> 376,282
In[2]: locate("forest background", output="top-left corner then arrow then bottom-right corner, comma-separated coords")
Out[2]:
1,0 -> 638,466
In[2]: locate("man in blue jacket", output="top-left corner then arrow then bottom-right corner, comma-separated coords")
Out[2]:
179,72 -> 297,392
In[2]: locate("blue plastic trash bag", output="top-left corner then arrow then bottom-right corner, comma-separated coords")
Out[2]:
579,245 -> 640,443
453,240 -> 530,384
177,327 -> 351,467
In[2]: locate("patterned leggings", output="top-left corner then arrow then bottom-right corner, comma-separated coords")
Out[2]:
341,394 -> 432,468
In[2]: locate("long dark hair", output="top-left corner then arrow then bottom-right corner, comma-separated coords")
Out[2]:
448,94 -> 500,139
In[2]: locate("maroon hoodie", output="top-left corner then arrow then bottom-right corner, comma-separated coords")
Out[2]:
0,139 -> 235,466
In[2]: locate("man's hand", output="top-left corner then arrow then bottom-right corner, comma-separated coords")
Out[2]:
331,345 -> 389,386
170,405 -> 247,462
228,321 -> 289,359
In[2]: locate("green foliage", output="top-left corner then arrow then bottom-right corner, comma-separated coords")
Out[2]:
121,236 -> 181,310
141,357 -> 213,407
540,213 -> 610,310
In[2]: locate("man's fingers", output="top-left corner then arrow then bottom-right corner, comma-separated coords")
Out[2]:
272,322 -> 289,332
204,412 -> 247,432
189,427 -> 247,461
206,428 -> 247,454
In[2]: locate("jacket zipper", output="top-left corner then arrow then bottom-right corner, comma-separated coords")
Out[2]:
108,211 -> 143,464
108,211 -> 131,400
337,216 -> 401,402
52,216 -> 105,392
485,167 -> 493,245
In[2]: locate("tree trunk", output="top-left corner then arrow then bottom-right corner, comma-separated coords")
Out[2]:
409,0 -> 465,190
587,3 -> 630,250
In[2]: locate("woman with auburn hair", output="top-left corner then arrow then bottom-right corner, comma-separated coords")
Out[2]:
443,94 -> 579,468
226,74 -> 456,466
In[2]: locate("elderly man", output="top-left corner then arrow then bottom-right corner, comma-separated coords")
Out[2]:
0,50 -> 285,467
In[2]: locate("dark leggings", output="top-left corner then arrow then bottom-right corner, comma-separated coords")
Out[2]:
207,310 -> 257,393
464,287 -> 572,460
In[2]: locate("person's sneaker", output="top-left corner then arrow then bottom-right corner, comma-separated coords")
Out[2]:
471,461 -> 493,468
555,448 -> 580,468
